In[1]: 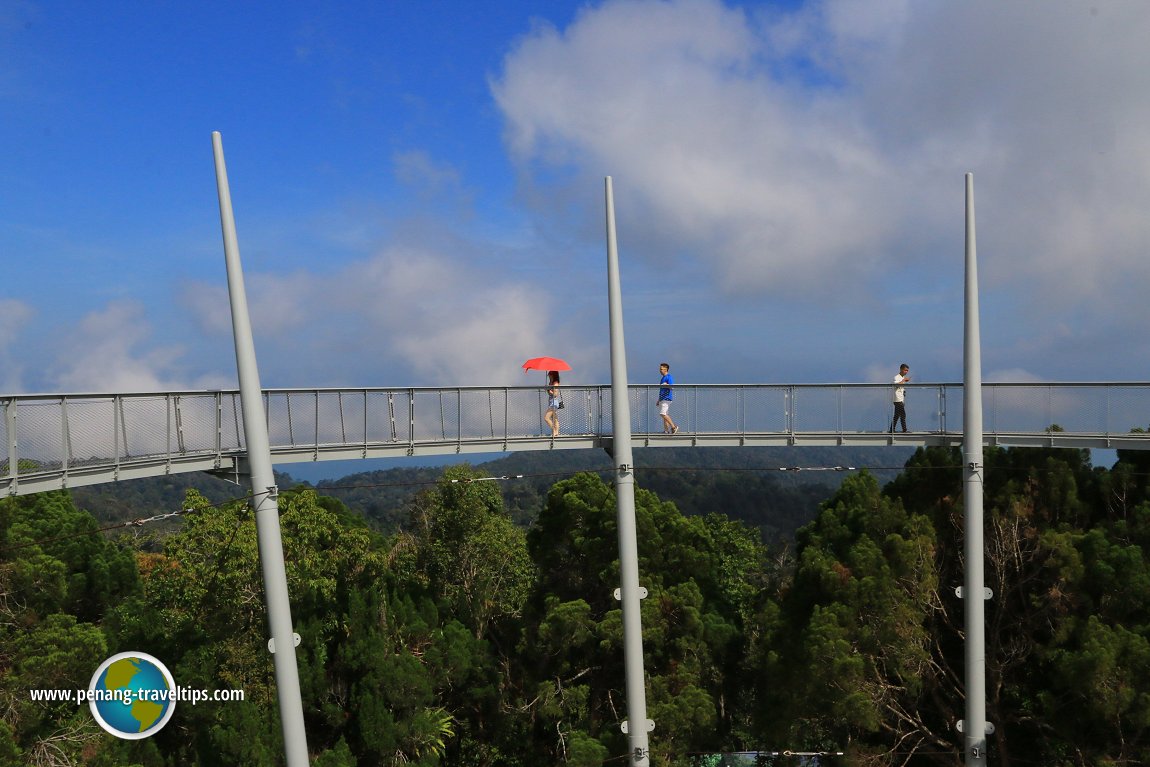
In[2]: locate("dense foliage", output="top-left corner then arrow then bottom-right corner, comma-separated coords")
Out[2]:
2,445 -> 1149,765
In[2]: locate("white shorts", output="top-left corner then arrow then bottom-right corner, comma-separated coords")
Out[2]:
658,401 -> 671,416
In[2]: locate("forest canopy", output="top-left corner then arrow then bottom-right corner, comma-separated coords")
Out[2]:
2,445 -> 1148,766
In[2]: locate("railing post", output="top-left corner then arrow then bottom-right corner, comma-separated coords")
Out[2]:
838,384 -> 844,434
282,393 -> 293,446
61,398 -> 72,481
336,391 -> 346,445
118,396 -> 128,458
583,388 -> 592,436
385,391 -> 395,442
940,385 -> 947,435
503,388 -> 510,444
437,391 -> 445,440
786,386 -> 795,435
361,390 -> 369,458
4,399 -> 15,491
408,389 -> 416,451
990,386 -> 996,435
111,396 -> 121,476
644,385 -> 651,434
214,392 -> 223,464
690,386 -> 696,435
1105,385 -> 1111,436
739,385 -> 745,436
175,394 -> 187,455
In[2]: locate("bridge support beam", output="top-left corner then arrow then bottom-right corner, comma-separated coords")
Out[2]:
605,176 -> 652,766
212,132 -> 310,767
960,172 -> 991,765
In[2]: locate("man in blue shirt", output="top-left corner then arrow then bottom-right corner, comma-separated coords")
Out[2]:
658,362 -> 678,434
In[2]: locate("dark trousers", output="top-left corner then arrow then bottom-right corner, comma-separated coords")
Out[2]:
890,402 -> 907,433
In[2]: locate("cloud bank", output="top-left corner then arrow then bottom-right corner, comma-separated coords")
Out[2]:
493,0 -> 1150,309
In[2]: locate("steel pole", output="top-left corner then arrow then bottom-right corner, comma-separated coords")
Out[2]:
962,172 -> 989,765
605,176 -> 652,765
212,132 -> 311,767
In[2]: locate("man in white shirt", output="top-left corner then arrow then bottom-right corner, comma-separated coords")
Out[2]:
890,364 -> 910,433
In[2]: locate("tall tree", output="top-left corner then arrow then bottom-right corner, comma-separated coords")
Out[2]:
389,464 -> 535,765
774,470 -> 950,763
518,472 -> 773,765
0,491 -> 136,765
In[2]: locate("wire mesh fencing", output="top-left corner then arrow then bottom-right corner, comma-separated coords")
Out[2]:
6,382 -> 1150,495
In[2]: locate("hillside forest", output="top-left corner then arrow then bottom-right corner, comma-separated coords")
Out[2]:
2,443 -> 1149,766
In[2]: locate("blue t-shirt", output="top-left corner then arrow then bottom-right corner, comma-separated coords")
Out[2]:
659,373 -> 673,401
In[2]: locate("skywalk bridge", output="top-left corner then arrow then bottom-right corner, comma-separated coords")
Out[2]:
5,381 -> 1150,497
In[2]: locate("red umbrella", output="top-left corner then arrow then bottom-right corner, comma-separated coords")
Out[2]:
522,356 -> 571,372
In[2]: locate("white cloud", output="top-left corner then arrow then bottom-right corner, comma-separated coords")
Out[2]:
180,244 -> 560,388
0,298 -> 34,392
393,150 -> 469,204
49,301 -> 194,393
494,0 -> 899,296
0,298 -> 33,351
492,0 -> 1150,309
337,247 -> 556,385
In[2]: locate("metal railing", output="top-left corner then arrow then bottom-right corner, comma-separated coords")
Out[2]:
5,382 -> 1150,496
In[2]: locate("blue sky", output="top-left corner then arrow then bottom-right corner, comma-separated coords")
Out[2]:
4,0 -> 1150,405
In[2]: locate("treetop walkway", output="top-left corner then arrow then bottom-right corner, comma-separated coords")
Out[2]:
4,381 -> 1149,497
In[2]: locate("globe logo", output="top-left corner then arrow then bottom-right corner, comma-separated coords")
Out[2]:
88,652 -> 177,739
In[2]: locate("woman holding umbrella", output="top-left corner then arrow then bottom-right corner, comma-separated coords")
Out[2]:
523,357 -> 570,438
544,370 -> 561,437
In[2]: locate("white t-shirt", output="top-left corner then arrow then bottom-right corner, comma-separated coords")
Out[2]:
893,373 -> 909,403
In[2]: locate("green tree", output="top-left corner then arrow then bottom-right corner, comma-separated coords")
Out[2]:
775,471 -> 947,762
0,491 -> 137,765
518,472 -> 772,765
399,465 -> 535,641
384,465 -> 535,765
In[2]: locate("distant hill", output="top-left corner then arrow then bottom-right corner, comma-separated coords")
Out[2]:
68,445 -> 915,545
314,445 -> 915,543
71,470 -> 249,522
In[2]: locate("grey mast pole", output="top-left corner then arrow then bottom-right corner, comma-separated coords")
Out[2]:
961,172 -> 990,765
212,132 -> 311,767
605,176 -> 652,766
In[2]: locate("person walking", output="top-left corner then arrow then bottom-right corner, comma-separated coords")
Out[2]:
658,362 -> 678,434
544,370 -> 562,437
890,363 -> 910,433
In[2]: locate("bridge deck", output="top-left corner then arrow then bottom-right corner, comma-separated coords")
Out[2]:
5,383 -> 1150,496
